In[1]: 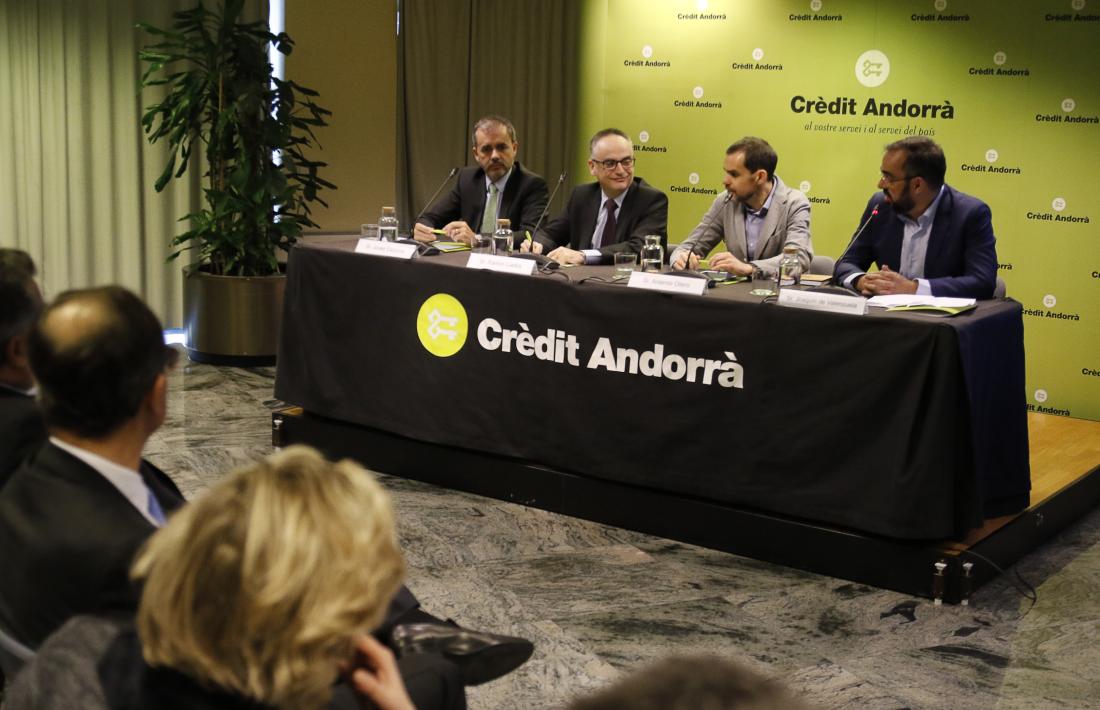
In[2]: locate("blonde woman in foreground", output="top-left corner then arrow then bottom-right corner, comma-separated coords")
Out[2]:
9,446 -> 465,709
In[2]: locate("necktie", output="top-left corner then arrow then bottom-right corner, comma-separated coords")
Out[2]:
601,199 -> 618,247
481,184 -> 499,234
146,488 -> 166,525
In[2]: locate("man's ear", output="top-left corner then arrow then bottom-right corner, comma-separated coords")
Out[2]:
145,371 -> 169,427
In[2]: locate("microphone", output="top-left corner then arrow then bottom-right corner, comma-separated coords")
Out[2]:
678,191 -> 733,271
833,204 -> 880,288
413,167 -> 459,227
513,170 -> 567,270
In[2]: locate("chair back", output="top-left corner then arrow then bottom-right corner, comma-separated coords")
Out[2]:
809,254 -> 835,276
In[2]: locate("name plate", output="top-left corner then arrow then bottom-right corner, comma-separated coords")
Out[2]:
627,271 -> 708,296
777,288 -> 868,315
466,253 -> 537,276
355,239 -> 419,259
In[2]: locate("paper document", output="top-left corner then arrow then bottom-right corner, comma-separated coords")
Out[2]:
866,295 -> 976,309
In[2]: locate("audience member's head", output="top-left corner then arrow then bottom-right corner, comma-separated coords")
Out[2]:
27,285 -> 175,438
570,655 -> 812,710
0,248 -> 43,390
132,446 -> 406,709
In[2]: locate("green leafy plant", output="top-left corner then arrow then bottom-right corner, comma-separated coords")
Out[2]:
138,0 -> 334,276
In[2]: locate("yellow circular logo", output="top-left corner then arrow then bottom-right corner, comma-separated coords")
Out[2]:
416,294 -> 468,357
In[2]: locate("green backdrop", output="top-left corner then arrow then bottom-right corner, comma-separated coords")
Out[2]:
575,0 -> 1100,422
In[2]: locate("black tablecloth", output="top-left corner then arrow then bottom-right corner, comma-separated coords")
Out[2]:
275,241 -> 1030,539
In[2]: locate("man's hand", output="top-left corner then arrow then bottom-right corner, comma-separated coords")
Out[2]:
346,635 -> 415,710
441,221 -> 476,245
672,251 -> 700,271
708,251 -> 754,277
547,246 -> 584,266
858,266 -> 917,295
412,223 -> 437,243
520,239 -> 544,255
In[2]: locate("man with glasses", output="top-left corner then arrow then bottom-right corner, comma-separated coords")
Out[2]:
669,136 -> 812,276
0,249 -> 46,485
526,128 -> 668,265
834,136 -> 998,298
413,114 -> 548,247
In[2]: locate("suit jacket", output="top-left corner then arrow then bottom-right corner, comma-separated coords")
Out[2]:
833,184 -> 998,298
535,177 -> 669,264
0,386 -> 47,487
8,615 -> 464,710
669,175 -> 813,274
0,442 -> 184,648
417,161 -> 549,244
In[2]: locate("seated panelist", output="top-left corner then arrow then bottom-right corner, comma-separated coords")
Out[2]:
526,128 -> 668,266
413,114 -> 548,247
833,136 -> 997,299
669,136 -> 812,276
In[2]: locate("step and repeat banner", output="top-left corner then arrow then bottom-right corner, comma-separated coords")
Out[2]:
574,0 -> 1100,422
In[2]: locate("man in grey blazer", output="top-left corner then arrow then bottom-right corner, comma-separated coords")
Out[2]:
670,137 -> 812,276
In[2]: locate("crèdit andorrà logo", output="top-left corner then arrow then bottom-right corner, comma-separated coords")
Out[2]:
416,294 -> 468,357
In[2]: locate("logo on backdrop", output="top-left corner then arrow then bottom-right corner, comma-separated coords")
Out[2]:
417,294 -> 468,357
913,0 -> 970,21
1035,97 -> 1099,124
968,51 -> 1030,77
960,147 -> 1022,175
1047,1 -> 1098,20
855,50 -> 890,87
1023,292 -> 1082,323
1025,196 -> 1091,224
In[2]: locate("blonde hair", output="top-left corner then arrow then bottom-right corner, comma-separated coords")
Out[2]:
132,446 -> 405,709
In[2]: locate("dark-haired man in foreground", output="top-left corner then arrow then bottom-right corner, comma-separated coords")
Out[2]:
833,136 -> 997,299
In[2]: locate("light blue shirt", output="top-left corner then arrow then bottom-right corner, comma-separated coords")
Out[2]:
744,183 -> 777,261
845,185 -> 945,295
582,190 -> 628,264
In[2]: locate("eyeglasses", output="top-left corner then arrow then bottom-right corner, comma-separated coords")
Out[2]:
879,173 -> 911,184
592,156 -> 635,170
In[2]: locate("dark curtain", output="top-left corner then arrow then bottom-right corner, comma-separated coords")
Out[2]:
397,0 -> 580,226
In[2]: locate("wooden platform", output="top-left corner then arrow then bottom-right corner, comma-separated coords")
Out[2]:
276,410 -> 1100,604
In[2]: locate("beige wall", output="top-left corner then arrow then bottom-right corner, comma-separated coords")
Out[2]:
285,0 -> 396,233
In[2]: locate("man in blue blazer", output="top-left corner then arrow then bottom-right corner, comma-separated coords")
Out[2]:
413,115 -> 549,247
834,137 -> 998,299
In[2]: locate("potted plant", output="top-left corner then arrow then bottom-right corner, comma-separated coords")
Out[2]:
138,0 -> 334,364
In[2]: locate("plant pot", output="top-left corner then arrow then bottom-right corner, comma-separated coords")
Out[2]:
182,267 -> 286,366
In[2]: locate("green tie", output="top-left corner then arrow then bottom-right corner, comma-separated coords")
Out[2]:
481,184 -> 499,234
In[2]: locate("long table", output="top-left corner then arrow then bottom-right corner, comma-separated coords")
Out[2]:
274,239 -> 1030,540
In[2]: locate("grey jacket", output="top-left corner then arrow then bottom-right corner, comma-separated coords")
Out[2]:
670,175 -> 813,275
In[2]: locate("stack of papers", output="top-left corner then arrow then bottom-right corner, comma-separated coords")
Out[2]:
867,295 -> 977,316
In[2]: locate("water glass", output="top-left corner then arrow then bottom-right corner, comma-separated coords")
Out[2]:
360,223 -> 380,240
613,252 -> 637,279
749,267 -> 777,297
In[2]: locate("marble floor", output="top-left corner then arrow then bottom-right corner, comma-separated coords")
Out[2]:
149,354 -> 1100,710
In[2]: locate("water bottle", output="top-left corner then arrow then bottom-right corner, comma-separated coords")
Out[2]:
379,206 -> 399,242
641,234 -> 664,272
777,245 -> 802,288
492,218 -> 513,255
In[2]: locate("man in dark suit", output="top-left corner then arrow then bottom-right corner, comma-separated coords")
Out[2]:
527,128 -> 668,266
413,115 -> 549,247
834,136 -> 998,299
0,249 -> 47,485
0,286 -> 186,648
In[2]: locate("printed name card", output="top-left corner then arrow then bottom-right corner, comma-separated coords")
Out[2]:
627,271 -> 708,296
777,289 -> 868,315
355,239 -> 419,259
466,253 -> 537,276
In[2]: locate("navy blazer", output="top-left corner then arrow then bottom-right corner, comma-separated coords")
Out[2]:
417,161 -> 549,242
535,177 -> 669,264
0,442 -> 184,648
834,184 -> 998,299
